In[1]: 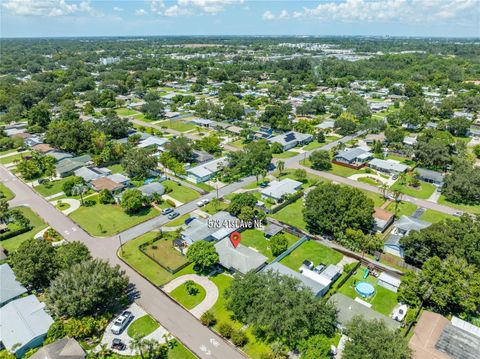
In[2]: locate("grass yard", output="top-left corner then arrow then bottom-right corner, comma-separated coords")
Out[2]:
163,180 -> 200,203
0,152 -> 30,164
240,229 -> 298,261
55,201 -> 71,211
272,151 -> 297,159
0,183 -> 14,201
328,163 -> 369,177
142,233 -> 188,270
0,207 -> 48,252
229,139 -> 245,149
357,176 -> 382,187
419,209 -> 457,223
391,179 -> 436,200
157,119 -> 196,132
195,182 -> 214,192
116,108 -> 141,117
107,163 -> 124,174
119,232 -> 196,286
271,198 -> 307,230
360,190 -> 386,207
165,214 -> 190,227
34,177 -> 72,197
280,240 -> 343,271
69,195 -> 160,236
0,148 -> 18,156
168,341 -> 197,359
127,315 -> 160,338
170,282 -> 207,310
202,200 -> 228,215
438,195 -> 480,215
337,266 -> 398,316
385,201 -> 417,218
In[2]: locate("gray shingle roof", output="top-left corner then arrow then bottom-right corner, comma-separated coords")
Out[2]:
138,182 -> 165,196
261,178 -> 302,200
268,131 -> 313,147
335,147 -> 372,162
30,338 -> 85,359
416,168 -> 444,183
435,324 -> 480,359
369,158 -> 409,173
182,211 -> 238,243
395,215 -> 431,233
0,264 -> 27,305
214,238 -> 267,274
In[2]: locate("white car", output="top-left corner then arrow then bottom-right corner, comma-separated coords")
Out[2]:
196,199 -> 210,207
392,304 -> 408,322
111,311 -> 133,335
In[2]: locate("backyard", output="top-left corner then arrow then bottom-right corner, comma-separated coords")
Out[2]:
270,198 -> 307,230
69,195 -> 160,236
279,239 -> 343,271
337,265 -> 399,316
170,282 -> 206,310
240,229 -> 298,261
142,233 -> 189,271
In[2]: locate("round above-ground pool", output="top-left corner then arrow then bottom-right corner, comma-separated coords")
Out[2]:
355,282 -> 375,297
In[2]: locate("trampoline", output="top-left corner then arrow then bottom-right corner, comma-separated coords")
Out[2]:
355,282 -> 375,297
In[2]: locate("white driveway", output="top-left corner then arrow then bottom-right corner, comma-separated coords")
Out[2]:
50,198 -> 81,215
99,303 -> 168,356
163,274 -> 219,318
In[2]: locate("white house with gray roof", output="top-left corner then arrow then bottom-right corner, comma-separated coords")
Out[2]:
268,131 -> 313,151
138,182 -> 165,198
334,147 -> 373,167
384,215 -> 431,257
0,264 -> 27,307
214,238 -> 267,275
0,295 -> 54,357
261,178 -> 302,203
186,157 -> 227,183
181,211 -> 239,245
415,168 -> 445,186
368,158 -> 409,175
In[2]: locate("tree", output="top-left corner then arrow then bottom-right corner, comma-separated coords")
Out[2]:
200,311 -> 216,327
474,144 -> 480,158
414,130 -> 455,170
228,193 -> 257,216
309,150 -> 331,171
338,228 -> 383,255
10,239 -> 58,290
224,140 -> 272,180
442,160 -> 480,204
27,102 -> 51,130
270,233 -> 289,257
299,335 -> 331,359
141,100 -> 164,120
122,148 -> 158,179
196,134 -> 221,154
448,117 -> 471,137
186,241 -> 219,271
46,259 -> 129,318
121,189 -> 146,214
167,136 -> 193,163
294,168 -> 307,182
303,183 -> 374,236
238,206 -> 256,224
98,189 -> 115,204
277,160 -> 285,176
97,115 -> 131,139
45,117 -> 94,154
342,317 -> 411,359
316,131 -> 325,143
270,142 -> 284,154
62,176 -> 85,196
334,112 -> 358,135
56,241 -> 92,270
225,271 -> 337,346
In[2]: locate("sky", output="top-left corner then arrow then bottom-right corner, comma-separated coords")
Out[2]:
1,0 -> 479,38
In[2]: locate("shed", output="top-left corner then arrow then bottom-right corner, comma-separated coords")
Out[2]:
377,272 -> 401,293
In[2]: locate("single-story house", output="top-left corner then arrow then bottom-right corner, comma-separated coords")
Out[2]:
73,166 -> 103,182
315,120 -> 335,130
368,158 -> 409,174
24,136 -> 43,147
261,178 -> 302,203
106,173 -> 130,186
373,207 -> 395,233
384,215 -> 431,257
55,155 -> 92,178
0,295 -> 54,357
415,168 -> 444,186
403,136 -> 417,146
192,150 -> 214,164
138,182 -> 165,198
328,293 -> 400,331
189,118 -> 215,127
263,262 -> 328,297
138,136 -> 169,150
214,238 -> 268,275
263,223 -> 283,238
365,133 -> 386,145
31,143 -> 54,154
186,157 -> 227,184
30,338 -> 86,359
0,263 -> 27,307
164,111 -> 180,119
90,177 -> 124,193
181,211 -> 239,245
268,131 -> 313,151
226,125 -> 243,135
334,147 -> 373,167
377,272 -> 401,293
49,151 -> 73,162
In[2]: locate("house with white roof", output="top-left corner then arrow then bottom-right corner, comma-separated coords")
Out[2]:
0,264 -> 27,307
368,158 -> 409,175
137,136 -> 169,150
214,238 -> 267,275
334,147 -> 373,167
261,178 -> 302,203
180,211 -> 239,245
0,295 -> 54,357
384,215 -> 431,257
186,157 -> 227,183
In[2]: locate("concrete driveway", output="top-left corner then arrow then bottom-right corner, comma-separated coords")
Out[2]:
99,303 -> 168,356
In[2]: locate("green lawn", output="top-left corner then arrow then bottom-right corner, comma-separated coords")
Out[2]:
170,282 -> 207,310
229,139 -> 245,149
419,209 -> 457,223
0,183 -> 14,201
202,201 -> 228,215
360,190 -> 387,207
240,229 -> 298,261
0,152 -> 30,164
0,207 -> 48,252
120,232 -> 196,286
142,233 -> 188,270
127,315 -> 160,338
280,240 -> 343,271
385,201 -> 417,218
165,214 -> 189,227
357,176 -> 382,187
391,179 -> 436,200
271,198 -> 307,230
168,342 -> 197,359
107,163 -> 124,174
438,195 -> 480,215
157,119 -> 196,132
116,108 -> 141,117
302,136 -> 338,151
337,266 -> 398,316
163,180 -> 200,203
69,195 -> 160,236
328,163 -> 369,177
0,148 -> 18,156
34,177 -> 72,197
272,151 -> 297,159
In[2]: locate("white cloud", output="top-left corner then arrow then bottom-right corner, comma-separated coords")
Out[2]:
1,0 -> 100,17
135,8 -> 148,16
262,10 -> 275,21
148,0 -> 165,15
291,0 -> 479,24
278,10 -> 289,20
113,6 -> 123,12
164,5 -> 193,17
177,0 -> 244,14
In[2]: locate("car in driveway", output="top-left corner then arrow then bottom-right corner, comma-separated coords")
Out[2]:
162,207 -> 173,215
168,211 -> 180,220
111,311 -> 133,335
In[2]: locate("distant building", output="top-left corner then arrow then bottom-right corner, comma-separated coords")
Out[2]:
214,238 -> 267,275
268,131 -> 313,151
55,155 -> 92,178
261,178 -> 302,203
186,157 -> 227,184
403,136 -> 417,146
315,120 -> 335,130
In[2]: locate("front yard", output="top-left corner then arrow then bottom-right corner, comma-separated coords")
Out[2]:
69,195 -> 160,236
0,182 -> 14,200
170,282 -> 207,310
279,239 -> 343,271
127,315 -> 160,338
34,177 -> 72,197
156,119 -> 196,132
391,178 -> 436,199
163,180 -> 200,203
272,151 -> 297,159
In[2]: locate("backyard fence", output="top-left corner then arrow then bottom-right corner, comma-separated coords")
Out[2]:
270,235 -> 310,264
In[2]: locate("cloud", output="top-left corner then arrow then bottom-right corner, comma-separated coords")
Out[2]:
148,0 -> 165,15
262,10 -> 275,21
278,10 -> 289,20
291,0 -> 479,24
1,0 -> 100,17
135,8 -> 148,16
113,6 -> 123,12
164,5 -> 193,17
177,0 -> 244,14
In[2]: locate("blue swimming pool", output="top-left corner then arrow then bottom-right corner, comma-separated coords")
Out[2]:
355,282 -> 375,297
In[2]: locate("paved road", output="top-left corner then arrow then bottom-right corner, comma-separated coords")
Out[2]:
0,165 -> 248,359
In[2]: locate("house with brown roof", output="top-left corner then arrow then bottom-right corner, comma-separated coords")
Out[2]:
31,143 -> 54,154
90,177 -> 124,193
373,207 -> 395,233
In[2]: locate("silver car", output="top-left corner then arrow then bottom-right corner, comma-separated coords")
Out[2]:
111,311 -> 133,335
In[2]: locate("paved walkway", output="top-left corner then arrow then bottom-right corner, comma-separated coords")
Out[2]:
50,198 -> 81,215
427,189 -> 441,203
163,274 -> 219,319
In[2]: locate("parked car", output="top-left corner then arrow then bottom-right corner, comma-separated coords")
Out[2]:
196,199 -> 210,207
162,207 -> 173,215
168,211 -> 180,220
111,311 -> 133,335
453,211 -> 464,217
259,181 -> 269,188
111,338 -> 126,350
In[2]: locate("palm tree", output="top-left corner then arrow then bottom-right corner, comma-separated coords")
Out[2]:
72,183 -> 87,205
130,336 -> 146,359
96,343 -> 112,359
380,183 -> 389,199
277,160 -> 285,176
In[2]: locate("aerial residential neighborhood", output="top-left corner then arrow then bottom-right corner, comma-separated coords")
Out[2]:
0,1 -> 479,359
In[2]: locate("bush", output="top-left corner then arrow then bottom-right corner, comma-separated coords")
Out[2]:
343,261 -> 359,274
166,199 -> 176,207
200,311 -> 216,327
98,189 -> 115,204
218,322 -> 234,338
62,176 -> 85,196
231,329 -> 248,347
63,315 -> 110,339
